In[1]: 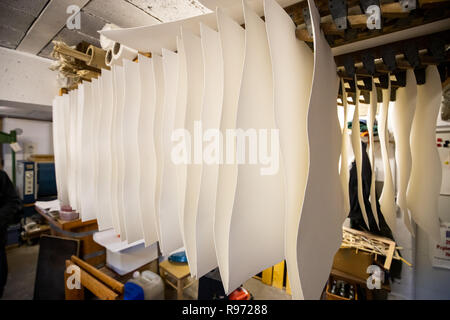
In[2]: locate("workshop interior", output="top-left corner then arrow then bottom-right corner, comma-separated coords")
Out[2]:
0,0 -> 449,303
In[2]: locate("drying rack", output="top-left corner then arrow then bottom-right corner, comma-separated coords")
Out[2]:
285,0 -> 450,105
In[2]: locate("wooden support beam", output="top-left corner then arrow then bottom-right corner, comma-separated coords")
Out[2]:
334,30 -> 450,73
58,88 -> 68,96
295,28 -> 313,42
291,0 -> 450,48
349,3 -> 410,29
419,0 -> 450,8
138,51 -> 152,58
348,14 -> 368,29
381,3 -> 411,19
321,22 -> 346,36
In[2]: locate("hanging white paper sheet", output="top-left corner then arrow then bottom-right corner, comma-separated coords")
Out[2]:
99,0 -> 301,54
97,71 -> 114,231
351,84 -> 370,229
51,97 -> 61,201
339,79 -> 350,221
122,60 -> 144,243
61,94 -> 72,208
200,0 -> 301,23
52,97 -> 69,206
264,0 -> 313,300
153,53 -> 165,244
159,48 -> 184,255
295,0 -> 343,300
79,82 -> 98,222
90,78 -> 102,223
100,14 -> 217,54
392,69 -> 417,236
112,65 -> 127,240
214,8 -> 245,293
51,98 -> 61,204
137,55 -> 159,247
367,80 -> 379,228
68,90 -> 79,211
182,28 -> 205,277
194,23 -> 224,278
175,36 -> 188,240
109,66 -> 122,235
76,86 -> 85,215
407,66 -> 442,243
227,2 -> 286,294
378,79 -> 397,234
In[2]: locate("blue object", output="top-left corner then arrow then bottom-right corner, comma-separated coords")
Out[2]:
6,224 -> 21,246
168,251 -> 188,263
16,161 -> 35,204
124,282 -> 145,300
37,163 -> 57,197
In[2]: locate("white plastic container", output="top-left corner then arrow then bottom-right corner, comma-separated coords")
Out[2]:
93,229 -> 159,275
128,271 -> 165,300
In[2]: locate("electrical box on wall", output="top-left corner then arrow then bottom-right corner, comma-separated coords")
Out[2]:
16,160 -> 35,204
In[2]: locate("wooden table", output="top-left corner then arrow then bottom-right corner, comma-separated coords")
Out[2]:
159,260 -> 194,300
35,206 -> 105,266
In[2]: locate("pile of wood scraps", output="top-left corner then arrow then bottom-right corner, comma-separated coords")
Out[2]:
342,226 -> 412,269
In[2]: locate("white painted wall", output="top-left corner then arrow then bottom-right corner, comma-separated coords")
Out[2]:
414,131 -> 450,299
1,118 -> 53,180
0,47 -> 57,106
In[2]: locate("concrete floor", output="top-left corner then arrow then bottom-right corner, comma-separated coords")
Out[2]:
2,245 -> 291,300
2,244 -> 39,300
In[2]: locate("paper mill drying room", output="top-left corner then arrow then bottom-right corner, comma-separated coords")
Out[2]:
0,0 -> 449,311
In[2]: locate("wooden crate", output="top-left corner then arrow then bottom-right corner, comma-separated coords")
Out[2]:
325,275 -> 358,300
332,248 -> 374,280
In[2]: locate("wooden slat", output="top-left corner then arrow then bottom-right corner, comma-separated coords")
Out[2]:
65,260 -> 85,300
66,261 -> 119,300
348,15 -> 368,29
138,51 -> 152,58
261,267 -> 273,285
71,255 -> 124,294
382,3 -> 410,19
321,22 -> 345,36
384,242 -> 396,270
272,261 -> 285,290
